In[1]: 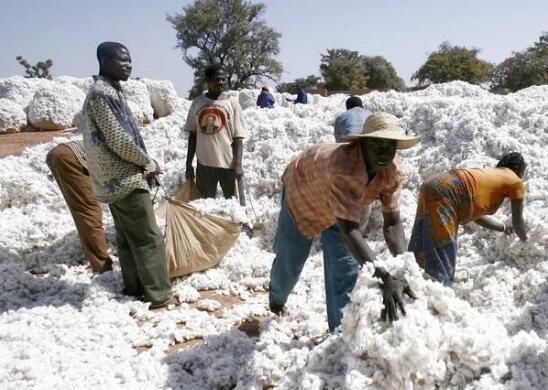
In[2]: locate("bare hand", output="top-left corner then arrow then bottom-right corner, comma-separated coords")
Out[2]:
233,165 -> 244,180
185,165 -> 195,180
374,268 -> 417,322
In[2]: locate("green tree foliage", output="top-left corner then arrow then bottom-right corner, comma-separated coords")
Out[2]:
167,0 -> 283,98
491,33 -> 548,93
16,56 -> 53,79
361,56 -> 405,91
319,49 -> 368,91
276,75 -> 323,94
412,42 -> 493,85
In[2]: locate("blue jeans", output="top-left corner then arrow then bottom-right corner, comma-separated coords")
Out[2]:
269,191 -> 359,331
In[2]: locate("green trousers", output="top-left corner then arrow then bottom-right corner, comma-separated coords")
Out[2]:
109,189 -> 171,304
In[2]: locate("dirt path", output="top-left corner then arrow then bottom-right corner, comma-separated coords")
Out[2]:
0,130 -> 69,158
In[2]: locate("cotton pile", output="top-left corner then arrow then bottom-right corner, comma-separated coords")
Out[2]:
0,79 -> 546,389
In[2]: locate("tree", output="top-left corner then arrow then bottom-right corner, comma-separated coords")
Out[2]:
16,56 -> 53,79
412,42 -> 493,85
319,49 -> 368,91
491,33 -> 548,93
167,0 -> 283,98
276,75 -> 323,94
361,56 -> 405,91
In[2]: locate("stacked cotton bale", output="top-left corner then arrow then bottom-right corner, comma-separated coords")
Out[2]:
0,99 -> 26,133
54,76 -> 93,94
141,79 -> 178,118
27,83 -> 86,130
0,76 -> 179,133
121,79 -> 154,125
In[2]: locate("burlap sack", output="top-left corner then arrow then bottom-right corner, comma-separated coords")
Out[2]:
163,198 -> 241,277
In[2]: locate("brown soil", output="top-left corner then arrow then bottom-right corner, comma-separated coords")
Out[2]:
135,290 -> 270,356
0,130 -> 69,158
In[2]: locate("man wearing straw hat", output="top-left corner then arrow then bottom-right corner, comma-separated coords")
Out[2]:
269,112 -> 420,331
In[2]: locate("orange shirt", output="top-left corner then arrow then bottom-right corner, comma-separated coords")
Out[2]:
454,167 -> 525,221
282,143 -> 404,238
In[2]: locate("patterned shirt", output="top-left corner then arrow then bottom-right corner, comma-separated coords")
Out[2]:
282,142 -> 404,238
82,76 -> 155,204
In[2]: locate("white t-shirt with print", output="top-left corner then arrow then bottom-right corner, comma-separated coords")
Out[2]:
185,92 -> 246,169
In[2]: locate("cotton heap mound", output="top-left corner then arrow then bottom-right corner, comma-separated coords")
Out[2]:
0,79 -> 546,389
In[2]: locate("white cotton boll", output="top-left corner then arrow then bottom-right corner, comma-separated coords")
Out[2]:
121,79 -> 154,124
238,89 -> 258,110
0,99 -> 26,133
54,76 -> 93,94
27,83 -> 85,130
126,100 -> 146,125
1,80 -> 548,388
0,76 -> 51,108
173,285 -> 200,303
140,78 -> 178,118
341,254 -> 511,389
197,299 -> 222,312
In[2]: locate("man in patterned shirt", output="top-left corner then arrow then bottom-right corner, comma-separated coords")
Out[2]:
46,140 -> 112,273
82,42 -> 174,309
269,112 -> 420,331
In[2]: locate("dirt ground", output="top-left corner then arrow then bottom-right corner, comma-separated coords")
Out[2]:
0,130 -> 69,158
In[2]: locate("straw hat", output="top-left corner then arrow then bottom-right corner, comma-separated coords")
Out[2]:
344,112 -> 420,149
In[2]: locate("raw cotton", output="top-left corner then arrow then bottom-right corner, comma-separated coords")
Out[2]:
0,98 -> 26,133
27,83 -> 85,130
0,79 -> 546,389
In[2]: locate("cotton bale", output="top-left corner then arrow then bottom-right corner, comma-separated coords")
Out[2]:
27,83 -> 85,130
0,99 -> 26,133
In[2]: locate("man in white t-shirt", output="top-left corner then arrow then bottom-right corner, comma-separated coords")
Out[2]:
184,64 -> 246,198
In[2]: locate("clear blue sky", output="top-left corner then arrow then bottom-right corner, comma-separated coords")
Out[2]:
1,0 -> 546,97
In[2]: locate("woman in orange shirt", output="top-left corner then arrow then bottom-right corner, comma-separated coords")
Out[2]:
409,152 -> 527,285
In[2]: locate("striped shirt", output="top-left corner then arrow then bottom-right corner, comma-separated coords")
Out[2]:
282,142 -> 404,238
64,140 -> 87,171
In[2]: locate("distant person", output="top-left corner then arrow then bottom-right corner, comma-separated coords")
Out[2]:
82,41 -> 174,309
185,63 -> 246,198
46,141 -> 113,273
409,152 -> 528,285
334,96 -> 370,142
334,97 -> 373,235
286,87 -> 308,104
256,86 -> 275,108
295,87 -> 308,104
269,112 -> 421,330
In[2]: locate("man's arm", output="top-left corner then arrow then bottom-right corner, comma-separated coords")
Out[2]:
474,216 -> 505,232
337,216 -> 416,322
232,137 -> 243,179
185,132 -> 197,179
511,198 -> 527,241
336,218 -> 377,265
90,96 -> 154,170
382,211 -> 406,256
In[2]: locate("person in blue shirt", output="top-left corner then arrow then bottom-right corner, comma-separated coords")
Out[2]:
286,86 -> 308,104
295,87 -> 308,104
334,96 -> 370,142
256,86 -> 275,108
335,96 -> 372,236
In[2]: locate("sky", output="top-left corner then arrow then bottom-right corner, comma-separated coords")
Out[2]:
1,0 -> 546,97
